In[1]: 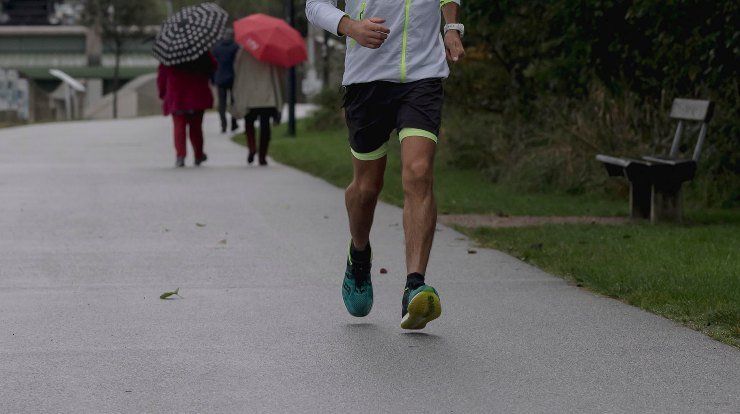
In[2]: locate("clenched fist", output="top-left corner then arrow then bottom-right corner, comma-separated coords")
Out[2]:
339,16 -> 391,49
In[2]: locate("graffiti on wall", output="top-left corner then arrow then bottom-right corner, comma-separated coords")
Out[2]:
0,68 -> 30,120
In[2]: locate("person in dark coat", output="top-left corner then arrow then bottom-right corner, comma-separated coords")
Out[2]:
211,30 -> 240,133
157,52 -> 216,167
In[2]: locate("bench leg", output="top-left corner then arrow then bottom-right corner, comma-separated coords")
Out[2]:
629,181 -> 651,219
651,186 -> 683,223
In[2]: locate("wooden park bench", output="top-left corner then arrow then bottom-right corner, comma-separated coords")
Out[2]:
596,98 -> 714,223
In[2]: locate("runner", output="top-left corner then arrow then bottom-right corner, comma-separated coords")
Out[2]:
306,0 -> 465,329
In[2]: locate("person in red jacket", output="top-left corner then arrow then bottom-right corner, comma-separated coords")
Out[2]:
157,53 -> 217,167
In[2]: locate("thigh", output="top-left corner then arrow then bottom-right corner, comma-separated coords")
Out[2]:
172,114 -> 187,130
352,155 -> 387,188
259,113 -> 271,131
187,111 -> 204,129
344,82 -> 397,161
396,78 -> 444,144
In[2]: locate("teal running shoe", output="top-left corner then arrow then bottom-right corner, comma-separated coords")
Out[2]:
342,242 -> 373,317
401,284 -> 441,330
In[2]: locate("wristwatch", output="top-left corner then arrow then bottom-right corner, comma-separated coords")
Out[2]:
444,23 -> 465,38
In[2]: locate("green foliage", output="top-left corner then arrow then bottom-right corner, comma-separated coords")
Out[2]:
449,0 -> 740,207
305,87 -> 345,132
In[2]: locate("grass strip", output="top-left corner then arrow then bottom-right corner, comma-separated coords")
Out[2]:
461,223 -> 740,348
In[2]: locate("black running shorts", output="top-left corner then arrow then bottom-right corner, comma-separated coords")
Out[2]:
343,78 -> 443,160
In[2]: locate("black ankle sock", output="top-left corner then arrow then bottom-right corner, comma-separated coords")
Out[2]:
406,273 -> 425,289
350,242 -> 371,263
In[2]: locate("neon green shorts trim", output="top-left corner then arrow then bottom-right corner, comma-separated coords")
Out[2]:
398,128 -> 438,143
351,142 -> 389,161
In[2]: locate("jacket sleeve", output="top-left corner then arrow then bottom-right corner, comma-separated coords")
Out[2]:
306,0 -> 346,37
157,64 -> 167,100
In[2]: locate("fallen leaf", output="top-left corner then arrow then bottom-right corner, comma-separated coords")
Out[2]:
196,223 -> 206,227
380,268 -> 388,274
160,288 -> 183,299
324,216 -> 329,219
218,239 -> 227,245
467,249 -> 477,254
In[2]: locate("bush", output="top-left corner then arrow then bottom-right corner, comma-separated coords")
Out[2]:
444,0 -> 740,207
305,86 -> 345,132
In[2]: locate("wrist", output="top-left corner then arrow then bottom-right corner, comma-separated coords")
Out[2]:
338,16 -> 357,38
443,23 -> 465,38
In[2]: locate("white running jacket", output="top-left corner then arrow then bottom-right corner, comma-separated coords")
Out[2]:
305,0 -> 461,86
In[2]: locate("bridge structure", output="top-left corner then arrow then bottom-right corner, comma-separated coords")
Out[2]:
0,1 -> 159,121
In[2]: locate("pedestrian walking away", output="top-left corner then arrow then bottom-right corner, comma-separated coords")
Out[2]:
230,49 -> 284,166
212,29 -> 240,134
306,0 -> 465,329
157,53 -> 217,167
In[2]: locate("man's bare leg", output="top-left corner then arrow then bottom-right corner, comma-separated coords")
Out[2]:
400,136 -> 437,275
345,156 -> 387,251
341,155 -> 386,317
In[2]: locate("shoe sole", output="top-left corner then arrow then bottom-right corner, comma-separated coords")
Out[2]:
401,290 -> 441,330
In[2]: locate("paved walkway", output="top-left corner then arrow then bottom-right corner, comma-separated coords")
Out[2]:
1,114 -> 738,413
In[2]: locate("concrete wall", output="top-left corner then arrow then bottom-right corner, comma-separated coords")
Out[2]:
85,72 -> 160,120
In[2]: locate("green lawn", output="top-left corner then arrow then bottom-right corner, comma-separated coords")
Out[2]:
463,224 -> 740,347
234,122 -> 740,347
234,122 -> 625,216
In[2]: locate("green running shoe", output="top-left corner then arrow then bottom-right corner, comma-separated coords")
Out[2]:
342,242 -> 373,317
401,284 -> 441,330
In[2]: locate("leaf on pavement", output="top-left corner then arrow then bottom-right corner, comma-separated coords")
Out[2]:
160,288 -> 183,299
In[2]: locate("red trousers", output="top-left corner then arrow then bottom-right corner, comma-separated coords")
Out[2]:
172,111 -> 205,158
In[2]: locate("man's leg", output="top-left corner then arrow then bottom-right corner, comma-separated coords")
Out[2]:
398,134 -> 441,329
346,155 -> 386,250
341,154 -> 386,317
400,136 -> 437,275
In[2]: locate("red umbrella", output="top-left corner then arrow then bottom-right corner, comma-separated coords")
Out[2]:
233,14 -> 307,68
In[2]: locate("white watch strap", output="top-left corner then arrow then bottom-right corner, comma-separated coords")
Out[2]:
444,23 -> 464,38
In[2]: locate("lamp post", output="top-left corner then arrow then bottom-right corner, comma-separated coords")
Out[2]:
285,0 -> 297,137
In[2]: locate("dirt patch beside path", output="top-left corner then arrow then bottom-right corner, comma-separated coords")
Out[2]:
439,215 -> 631,228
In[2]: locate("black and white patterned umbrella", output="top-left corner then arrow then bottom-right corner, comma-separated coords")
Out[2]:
152,2 -> 228,66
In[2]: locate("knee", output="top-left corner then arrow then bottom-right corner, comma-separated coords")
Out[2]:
349,177 -> 384,203
402,159 -> 433,191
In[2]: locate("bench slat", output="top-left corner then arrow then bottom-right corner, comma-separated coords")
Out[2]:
670,98 -> 714,122
642,155 -> 694,166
